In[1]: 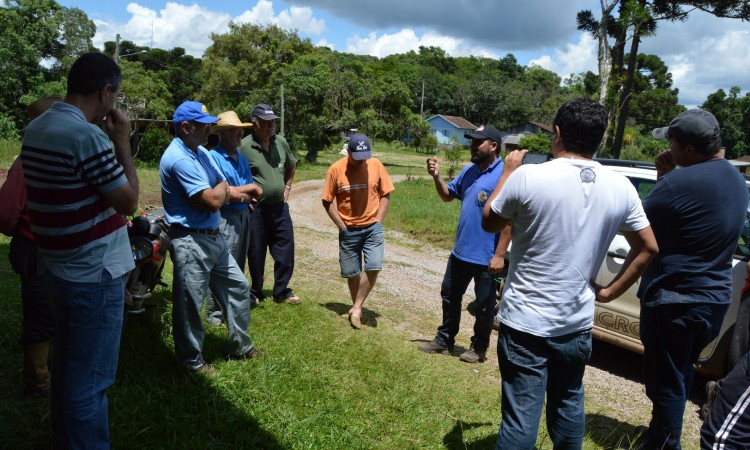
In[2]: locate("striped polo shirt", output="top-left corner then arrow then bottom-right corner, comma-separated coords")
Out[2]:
20,102 -> 134,282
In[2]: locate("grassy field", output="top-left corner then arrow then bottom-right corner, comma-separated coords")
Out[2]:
0,139 -> 655,449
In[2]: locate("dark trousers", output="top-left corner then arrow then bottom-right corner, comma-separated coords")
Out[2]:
247,202 -> 295,300
700,350 -> 750,450
8,233 -> 55,345
435,254 -> 496,352
640,302 -> 728,450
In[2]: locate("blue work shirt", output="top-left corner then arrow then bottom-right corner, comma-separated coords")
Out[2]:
160,137 -> 226,229
448,157 -> 504,265
209,143 -> 255,211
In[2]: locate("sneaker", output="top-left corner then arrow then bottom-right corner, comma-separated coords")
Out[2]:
192,364 -> 218,378
701,380 -> 719,420
207,317 -> 224,327
227,347 -> 264,360
417,339 -> 453,355
459,346 -> 487,363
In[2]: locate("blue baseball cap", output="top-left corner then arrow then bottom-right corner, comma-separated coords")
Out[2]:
348,133 -> 372,160
173,101 -> 220,124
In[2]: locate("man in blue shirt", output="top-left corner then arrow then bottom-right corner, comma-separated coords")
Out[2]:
161,101 -> 263,376
638,109 -> 748,450
418,125 -> 510,363
204,111 -> 263,325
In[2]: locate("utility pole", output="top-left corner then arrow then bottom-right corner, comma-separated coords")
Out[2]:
420,80 -> 425,119
280,84 -> 285,136
114,33 -> 121,63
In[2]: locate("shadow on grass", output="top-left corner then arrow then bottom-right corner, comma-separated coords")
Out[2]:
443,420 -> 497,450
0,270 -> 285,449
320,301 -> 381,328
586,413 -> 649,449
589,339 -> 712,418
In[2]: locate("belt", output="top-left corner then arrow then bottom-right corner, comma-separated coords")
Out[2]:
221,207 -> 249,216
172,224 -> 219,237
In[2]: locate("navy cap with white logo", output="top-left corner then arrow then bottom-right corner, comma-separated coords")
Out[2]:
347,134 -> 372,160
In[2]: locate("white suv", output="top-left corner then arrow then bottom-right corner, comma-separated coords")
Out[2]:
592,159 -> 750,378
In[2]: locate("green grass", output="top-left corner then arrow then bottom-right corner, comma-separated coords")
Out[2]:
388,177 -> 460,251
0,139 -> 21,166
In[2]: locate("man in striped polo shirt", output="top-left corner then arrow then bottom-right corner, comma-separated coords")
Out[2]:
20,52 -> 139,449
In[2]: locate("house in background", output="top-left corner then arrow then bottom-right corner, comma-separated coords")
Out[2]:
426,114 -> 476,146
499,121 -> 554,151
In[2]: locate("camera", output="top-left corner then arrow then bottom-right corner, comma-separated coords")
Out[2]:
521,153 -> 552,165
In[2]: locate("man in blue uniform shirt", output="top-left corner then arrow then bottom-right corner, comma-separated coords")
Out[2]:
418,124 -> 510,363
160,101 -> 263,376
204,111 -> 263,325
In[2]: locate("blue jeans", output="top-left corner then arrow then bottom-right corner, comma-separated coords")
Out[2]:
435,255 -> 496,352
206,207 -> 253,322
339,222 -> 384,277
170,229 -> 254,368
50,269 -> 126,450
640,302 -> 728,450
247,202 -> 294,300
496,325 -> 592,450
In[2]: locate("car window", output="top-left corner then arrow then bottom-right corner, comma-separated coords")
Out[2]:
737,206 -> 750,259
627,178 -> 656,201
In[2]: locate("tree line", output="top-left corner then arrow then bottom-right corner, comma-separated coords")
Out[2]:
1,0 -> 748,162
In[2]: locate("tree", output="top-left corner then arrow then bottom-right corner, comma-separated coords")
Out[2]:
200,23 -> 314,111
118,60 -> 172,120
518,133 -> 553,154
702,87 -> 750,158
579,1 -> 750,157
0,0 -> 95,129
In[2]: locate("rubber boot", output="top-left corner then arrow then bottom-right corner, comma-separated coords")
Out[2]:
23,340 -> 51,395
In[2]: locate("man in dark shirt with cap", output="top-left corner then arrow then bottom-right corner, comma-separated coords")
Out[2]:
239,104 -> 300,304
638,109 -> 747,450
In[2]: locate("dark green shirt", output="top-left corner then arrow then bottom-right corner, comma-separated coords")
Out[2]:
239,133 -> 297,205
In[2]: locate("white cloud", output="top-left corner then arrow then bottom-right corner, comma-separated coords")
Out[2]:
529,33 -> 598,77
659,28 -> 750,108
345,29 -> 497,58
276,6 -> 325,35
234,0 -> 325,35
94,1 -> 326,58
315,38 -> 334,50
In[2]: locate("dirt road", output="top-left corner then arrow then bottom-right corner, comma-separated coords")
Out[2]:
287,177 -> 704,449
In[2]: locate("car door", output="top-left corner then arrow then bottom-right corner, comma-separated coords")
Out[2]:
592,173 -> 657,354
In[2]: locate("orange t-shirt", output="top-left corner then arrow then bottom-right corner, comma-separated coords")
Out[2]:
322,157 -> 394,228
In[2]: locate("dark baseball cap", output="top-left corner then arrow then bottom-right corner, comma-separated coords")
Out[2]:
652,109 -> 721,147
251,104 -> 279,120
347,133 -> 372,160
464,124 -> 502,143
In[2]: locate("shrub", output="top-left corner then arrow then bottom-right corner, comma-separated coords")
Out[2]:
137,126 -> 172,163
0,115 -> 19,140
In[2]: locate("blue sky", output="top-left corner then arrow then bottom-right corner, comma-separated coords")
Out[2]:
58,0 -> 750,109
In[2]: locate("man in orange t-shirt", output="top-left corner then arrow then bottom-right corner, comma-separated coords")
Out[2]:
322,134 -> 394,329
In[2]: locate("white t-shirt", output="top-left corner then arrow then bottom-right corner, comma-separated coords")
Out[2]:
490,158 -> 649,337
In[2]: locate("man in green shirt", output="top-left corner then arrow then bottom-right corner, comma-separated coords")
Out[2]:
239,104 -> 300,304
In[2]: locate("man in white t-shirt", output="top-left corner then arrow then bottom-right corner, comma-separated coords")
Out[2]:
482,97 -> 658,450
